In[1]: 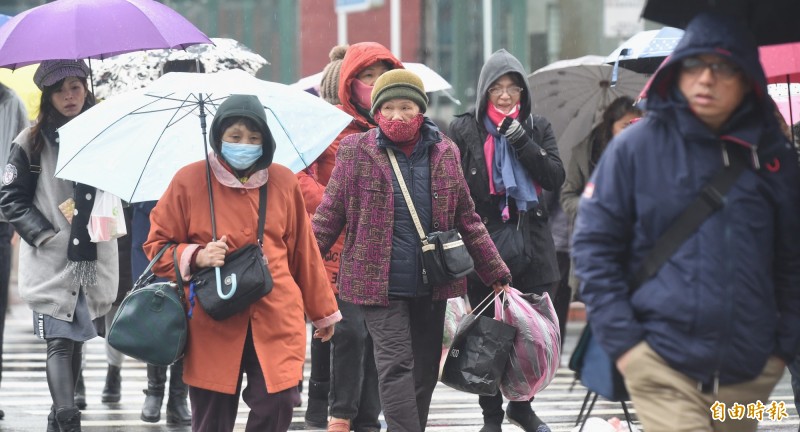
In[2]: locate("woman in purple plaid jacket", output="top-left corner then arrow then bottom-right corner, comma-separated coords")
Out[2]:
313,69 -> 511,432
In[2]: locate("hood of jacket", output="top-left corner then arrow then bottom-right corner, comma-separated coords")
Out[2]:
645,13 -> 782,153
474,49 -> 532,123
338,42 -> 403,129
209,94 -> 276,172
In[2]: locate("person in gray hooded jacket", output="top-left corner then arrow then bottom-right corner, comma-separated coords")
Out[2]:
449,49 -> 564,432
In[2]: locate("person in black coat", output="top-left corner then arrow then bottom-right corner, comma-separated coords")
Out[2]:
449,49 -> 564,432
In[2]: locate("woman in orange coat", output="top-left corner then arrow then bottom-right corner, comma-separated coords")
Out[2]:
144,94 -> 341,432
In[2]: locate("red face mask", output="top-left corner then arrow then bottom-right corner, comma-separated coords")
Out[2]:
375,111 -> 424,143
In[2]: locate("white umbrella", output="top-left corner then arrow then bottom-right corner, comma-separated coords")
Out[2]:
293,62 -> 458,103
92,38 -> 269,99
56,69 -> 352,203
529,56 -> 648,167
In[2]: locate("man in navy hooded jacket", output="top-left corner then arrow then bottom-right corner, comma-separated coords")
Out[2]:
572,13 -> 800,432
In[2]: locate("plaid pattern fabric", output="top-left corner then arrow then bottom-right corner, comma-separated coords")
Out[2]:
313,128 -> 510,306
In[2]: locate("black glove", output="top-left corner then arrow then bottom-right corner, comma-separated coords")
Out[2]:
497,117 -> 525,142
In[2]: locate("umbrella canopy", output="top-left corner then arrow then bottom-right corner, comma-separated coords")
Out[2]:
760,42 -> 800,84
0,0 -> 211,69
0,14 -> 10,27
92,38 -> 269,99
293,62 -> 453,93
529,56 -> 648,167
642,0 -> 800,47
0,64 -> 39,120
56,69 -> 353,203
606,27 -> 684,74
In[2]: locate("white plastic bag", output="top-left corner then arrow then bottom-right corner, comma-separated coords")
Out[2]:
87,191 -> 127,242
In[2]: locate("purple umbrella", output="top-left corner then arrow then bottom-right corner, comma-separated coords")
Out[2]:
0,0 -> 211,69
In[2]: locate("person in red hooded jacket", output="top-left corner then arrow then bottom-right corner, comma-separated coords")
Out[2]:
298,42 -> 403,432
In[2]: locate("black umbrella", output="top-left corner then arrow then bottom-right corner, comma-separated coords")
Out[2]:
642,0 -> 800,46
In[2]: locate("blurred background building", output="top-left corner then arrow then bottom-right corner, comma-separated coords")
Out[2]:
0,0 -> 655,122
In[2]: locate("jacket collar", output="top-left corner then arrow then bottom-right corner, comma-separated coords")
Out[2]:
208,152 -> 269,189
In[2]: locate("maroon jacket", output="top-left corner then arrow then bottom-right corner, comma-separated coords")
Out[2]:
312,127 -> 511,306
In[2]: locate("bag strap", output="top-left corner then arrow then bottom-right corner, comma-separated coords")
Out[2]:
256,183 -> 267,247
386,148 -> 429,245
173,244 -> 183,292
132,242 -> 173,290
630,152 -> 747,291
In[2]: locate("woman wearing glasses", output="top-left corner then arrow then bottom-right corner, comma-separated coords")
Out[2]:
448,49 -> 565,432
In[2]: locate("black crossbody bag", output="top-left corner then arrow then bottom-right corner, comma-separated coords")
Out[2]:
186,184 -> 273,321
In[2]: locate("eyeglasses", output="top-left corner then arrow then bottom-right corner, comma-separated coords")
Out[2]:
488,86 -> 523,97
680,57 -> 741,79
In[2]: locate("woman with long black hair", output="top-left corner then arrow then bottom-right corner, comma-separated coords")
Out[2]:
0,59 -> 119,432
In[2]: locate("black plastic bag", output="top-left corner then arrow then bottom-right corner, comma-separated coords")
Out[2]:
441,303 -> 517,396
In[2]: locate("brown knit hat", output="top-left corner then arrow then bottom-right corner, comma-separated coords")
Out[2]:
370,69 -> 428,114
319,45 -> 348,105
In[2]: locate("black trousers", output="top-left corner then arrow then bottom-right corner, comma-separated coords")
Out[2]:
0,223 -> 13,390
361,296 -> 446,432
329,297 -> 381,427
189,326 -> 299,432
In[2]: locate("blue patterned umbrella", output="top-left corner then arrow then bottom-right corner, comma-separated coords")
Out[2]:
606,27 -> 685,74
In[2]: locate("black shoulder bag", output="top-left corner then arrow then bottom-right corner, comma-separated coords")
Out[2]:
189,184 -> 273,321
569,152 -> 747,403
387,148 -> 475,286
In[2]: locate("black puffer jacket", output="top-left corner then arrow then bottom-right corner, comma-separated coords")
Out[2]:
449,49 -> 564,291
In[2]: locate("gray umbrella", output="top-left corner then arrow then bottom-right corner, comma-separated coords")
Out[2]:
92,38 -> 268,99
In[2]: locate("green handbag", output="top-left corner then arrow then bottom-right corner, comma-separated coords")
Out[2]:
107,243 -> 187,367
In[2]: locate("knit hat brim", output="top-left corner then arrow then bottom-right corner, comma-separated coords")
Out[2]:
370,84 -> 428,115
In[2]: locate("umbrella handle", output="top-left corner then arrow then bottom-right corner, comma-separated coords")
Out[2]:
216,267 -> 237,300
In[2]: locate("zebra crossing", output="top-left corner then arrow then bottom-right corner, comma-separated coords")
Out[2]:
1,302 -> 798,431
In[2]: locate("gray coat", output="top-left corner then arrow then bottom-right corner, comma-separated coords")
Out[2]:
0,128 -> 117,321
560,131 -> 595,291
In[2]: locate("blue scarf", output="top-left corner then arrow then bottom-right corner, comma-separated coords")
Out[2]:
482,115 -> 539,219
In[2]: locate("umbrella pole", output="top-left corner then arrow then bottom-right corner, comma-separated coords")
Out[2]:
88,58 -> 95,95
788,75 -> 796,146
199,94 -> 229,299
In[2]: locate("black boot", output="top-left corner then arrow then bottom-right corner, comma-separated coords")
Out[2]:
73,373 -> 86,410
165,360 -> 191,426
55,407 -> 81,432
505,402 -> 550,432
304,379 -> 329,429
46,406 -> 58,432
140,365 -> 166,423
101,365 -> 122,403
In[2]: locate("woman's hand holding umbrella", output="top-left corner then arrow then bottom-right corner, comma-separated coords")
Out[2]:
196,235 -> 229,268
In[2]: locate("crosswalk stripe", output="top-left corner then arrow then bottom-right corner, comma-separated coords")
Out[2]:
2,304 -> 798,431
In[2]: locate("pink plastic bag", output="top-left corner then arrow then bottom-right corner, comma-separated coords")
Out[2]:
495,287 -> 561,400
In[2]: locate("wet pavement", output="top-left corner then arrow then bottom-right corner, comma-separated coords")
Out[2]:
0,302 -> 797,431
